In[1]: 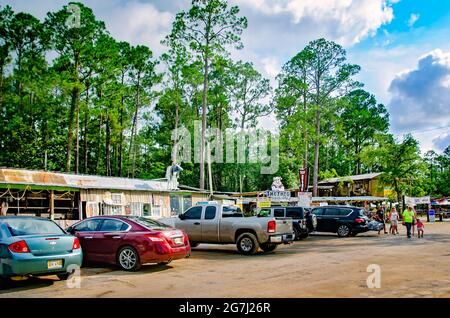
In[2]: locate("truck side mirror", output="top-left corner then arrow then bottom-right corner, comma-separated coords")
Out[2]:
178,214 -> 186,220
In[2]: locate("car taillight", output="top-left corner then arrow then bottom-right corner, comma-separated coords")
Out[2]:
72,237 -> 81,250
145,234 -> 165,242
9,240 -> 30,253
355,218 -> 365,224
268,220 -> 276,233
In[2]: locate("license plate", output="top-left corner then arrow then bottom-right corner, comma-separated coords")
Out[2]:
270,236 -> 282,243
47,259 -> 63,269
173,237 -> 183,245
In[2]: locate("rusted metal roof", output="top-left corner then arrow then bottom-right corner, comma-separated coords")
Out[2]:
0,168 -> 173,192
319,173 -> 383,184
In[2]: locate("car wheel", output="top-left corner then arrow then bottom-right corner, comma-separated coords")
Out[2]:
337,224 -> 351,237
293,228 -> 301,241
57,273 -> 71,281
260,243 -> 278,253
236,233 -> 259,255
189,241 -> 200,248
117,246 -> 141,271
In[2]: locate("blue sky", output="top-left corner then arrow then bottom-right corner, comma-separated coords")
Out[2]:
1,0 -> 449,153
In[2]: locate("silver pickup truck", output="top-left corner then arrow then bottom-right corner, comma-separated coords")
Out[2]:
159,203 -> 294,255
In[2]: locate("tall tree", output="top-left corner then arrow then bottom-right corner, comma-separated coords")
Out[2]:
45,2 -> 106,172
340,89 -> 389,174
166,0 -> 247,189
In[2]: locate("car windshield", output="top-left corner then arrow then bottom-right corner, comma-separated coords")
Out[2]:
3,218 -> 65,236
222,206 -> 243,217
126,216 -> 170,229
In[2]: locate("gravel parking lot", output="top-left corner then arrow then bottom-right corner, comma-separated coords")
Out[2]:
1,221 -> 450,298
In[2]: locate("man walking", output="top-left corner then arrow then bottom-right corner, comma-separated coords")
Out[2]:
402,206 -> 415,239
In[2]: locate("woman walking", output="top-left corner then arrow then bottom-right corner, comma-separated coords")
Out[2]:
389,207 -> 399,235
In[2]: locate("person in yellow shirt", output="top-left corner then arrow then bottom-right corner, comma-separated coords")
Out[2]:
402,206 -> 415,239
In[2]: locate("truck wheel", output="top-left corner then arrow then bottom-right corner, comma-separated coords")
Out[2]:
236,233 -> 259,255
293,228 -> 301,240
337,224 -> 351,237
260,243 -> 278,253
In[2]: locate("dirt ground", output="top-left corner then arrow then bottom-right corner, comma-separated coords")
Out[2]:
1,221 -> 450,298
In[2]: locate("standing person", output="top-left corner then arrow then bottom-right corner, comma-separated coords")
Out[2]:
412,207 -> 418,236
389,207 -> 399,235
416,218 -> 425,238
402,206 -> 415,239
376,207 -> 388,234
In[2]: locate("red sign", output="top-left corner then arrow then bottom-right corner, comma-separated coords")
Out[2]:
299,168 -> 308,192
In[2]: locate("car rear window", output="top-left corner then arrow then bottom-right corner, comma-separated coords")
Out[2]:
127,217 -> 170,229
222,206 -> 243,217
286,208 -> 304,219
274,209 -> 285,218
3,218 -> 65,236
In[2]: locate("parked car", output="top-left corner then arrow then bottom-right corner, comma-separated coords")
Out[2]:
159,202 -> 294,255
0,216 -> 82,284
258,206 -> 317,240
66,215 -> 190,271
311,206 -> 370,237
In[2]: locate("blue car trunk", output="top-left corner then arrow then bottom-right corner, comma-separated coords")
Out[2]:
21,234 -> 75,256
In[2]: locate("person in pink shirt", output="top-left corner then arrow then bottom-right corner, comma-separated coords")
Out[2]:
416,218 -> 425,238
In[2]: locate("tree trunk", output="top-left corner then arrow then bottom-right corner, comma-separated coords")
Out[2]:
83,85 -> 90,174
75,103 -> 80,174
200,55 -> 209,189
66,54 -> 80,172
312,109 -> 321,197
129,75 -> 141,178
105,109 -> 111,176
118,71 -> 125,177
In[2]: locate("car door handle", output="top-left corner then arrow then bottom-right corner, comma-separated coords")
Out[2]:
194,222 -> 200,225
84,236 -> 93,240
333,218 -> 339,220
111,236 -> 122,239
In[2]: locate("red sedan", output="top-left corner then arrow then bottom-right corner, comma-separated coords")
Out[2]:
66,216 -> 191,271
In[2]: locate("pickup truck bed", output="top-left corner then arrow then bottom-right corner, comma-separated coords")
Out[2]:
160,203 -> 294,255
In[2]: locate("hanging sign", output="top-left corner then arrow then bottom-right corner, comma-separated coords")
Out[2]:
299,168 -> 309,192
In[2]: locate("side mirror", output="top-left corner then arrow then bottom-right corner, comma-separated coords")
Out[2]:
66,226 -> 75,234
178,214 -> 186,220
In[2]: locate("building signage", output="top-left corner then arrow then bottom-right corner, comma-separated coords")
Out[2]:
299,168 -> 309,192
265,190 -> 291,200
405,196 -> 430,206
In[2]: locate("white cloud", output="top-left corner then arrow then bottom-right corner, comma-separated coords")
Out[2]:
237,0 -> 395,46
407,13 -> 420,27
388,49 -> 450,150
98,2 -> 173,56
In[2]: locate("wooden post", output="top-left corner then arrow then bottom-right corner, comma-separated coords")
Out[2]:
50,190 -> 55,220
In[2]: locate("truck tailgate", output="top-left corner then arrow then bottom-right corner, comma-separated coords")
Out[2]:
275,217 -> 293,234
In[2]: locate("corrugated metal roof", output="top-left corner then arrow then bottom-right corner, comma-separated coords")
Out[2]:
312,196 -> 387,202
0,168 -> 172,192
319,172 -> 383,184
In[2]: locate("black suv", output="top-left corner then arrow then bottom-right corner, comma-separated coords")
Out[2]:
258,206 -> 317,240
311,206 -> 370,237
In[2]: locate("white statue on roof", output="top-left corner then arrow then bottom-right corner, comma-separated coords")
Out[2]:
166,163 -> 183,190
271,177 -> 285,191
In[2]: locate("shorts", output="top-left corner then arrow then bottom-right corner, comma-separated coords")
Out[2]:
390,220 -> 398,226
417,227 -> 424,231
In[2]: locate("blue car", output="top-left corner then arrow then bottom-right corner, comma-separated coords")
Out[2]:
0,216 -> 82,284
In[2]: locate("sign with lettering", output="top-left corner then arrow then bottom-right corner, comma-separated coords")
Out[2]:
299,168 -> 309,192
265,190 -> 291,200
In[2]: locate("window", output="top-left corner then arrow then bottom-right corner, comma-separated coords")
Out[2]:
325,208 -> 340,216
205,206 -> 216,220
5,218 -> 64,236
182,206 -> 202,220
130,202 -> 143,216
111,193 -> 123,205
274,209 -> 285,218
358,209 -> 367,216
340,209 -> 352,216
286,207 -> 304,219
100,219 -> 128,232
258,208 -> 271,217
312,208 -> 324,216
74,219 -> 102,232
126,216 -> 170,229
222,206 -> 243,218
143,204 -> 151,217
170,195 -> 193,215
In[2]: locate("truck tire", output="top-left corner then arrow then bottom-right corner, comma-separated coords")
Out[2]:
236,233 -> 259,255
260,243 -> 278,253
293,227 -> 301,240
